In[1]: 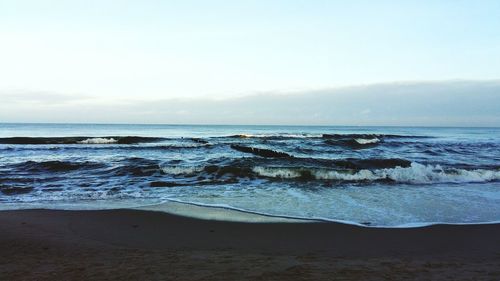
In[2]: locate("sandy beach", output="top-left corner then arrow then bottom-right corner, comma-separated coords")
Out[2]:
0,209 -> 499,280
2,0 -> 500,280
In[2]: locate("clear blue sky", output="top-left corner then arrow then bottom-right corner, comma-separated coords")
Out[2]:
0,1 -> 499,125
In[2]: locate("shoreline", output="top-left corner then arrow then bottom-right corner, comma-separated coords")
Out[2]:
137,199 -> 500,228
1,209 -> 499,280
3,199 -> 500,227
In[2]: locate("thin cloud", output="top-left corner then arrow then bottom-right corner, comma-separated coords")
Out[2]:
0,90 -> 93,105
0,80 -> 499,126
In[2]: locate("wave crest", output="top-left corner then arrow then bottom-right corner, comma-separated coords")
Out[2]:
354,137 -> 380,145
78,138 -> 118,144
252,163 -> 500,184
160,165 -> 204,175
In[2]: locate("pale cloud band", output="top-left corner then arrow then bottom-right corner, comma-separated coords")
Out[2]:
0,80 -> 499,126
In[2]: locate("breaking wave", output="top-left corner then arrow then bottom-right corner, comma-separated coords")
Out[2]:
355,137 -> 380,145
1,125 -> 499,227
160,165 -> 204,175
78,138 -> 118,144
230,144 -> 293,158
252,163 -> 500,184
6,156 -> 496,186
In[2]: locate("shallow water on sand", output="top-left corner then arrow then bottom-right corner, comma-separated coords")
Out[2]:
1,123 -> 499,227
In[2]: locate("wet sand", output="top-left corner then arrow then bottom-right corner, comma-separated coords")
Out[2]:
0,209 -> 499,280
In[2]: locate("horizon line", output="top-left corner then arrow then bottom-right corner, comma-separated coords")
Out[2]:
1,122 -> 499,129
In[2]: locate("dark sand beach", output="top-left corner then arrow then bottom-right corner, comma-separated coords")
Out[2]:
0,209 -> 499,280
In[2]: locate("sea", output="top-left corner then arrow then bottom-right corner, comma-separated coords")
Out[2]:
0,123 -> 499,227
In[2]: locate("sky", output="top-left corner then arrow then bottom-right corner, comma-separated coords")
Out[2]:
0,0 -> 499,125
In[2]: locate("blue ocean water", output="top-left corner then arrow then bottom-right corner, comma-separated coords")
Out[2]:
0,123 -> 499,226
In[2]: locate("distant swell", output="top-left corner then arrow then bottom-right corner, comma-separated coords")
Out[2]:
0,144 -> 212,152
0,185 -> 34,195
0,136 -> 164,145
322,133 -> 427,149
227,133 -> 322,139
322,133 -> 422,139
224,133 -> 424,141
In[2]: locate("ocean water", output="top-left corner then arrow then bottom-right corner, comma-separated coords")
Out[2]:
0,123 -> 499,227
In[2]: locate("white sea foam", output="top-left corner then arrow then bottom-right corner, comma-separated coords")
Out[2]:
160,165 -> 204,175
252,163 -> 500,184
252,166 -> 302,178
354,137 -> 380,144
78,138 -> 118,144
233,134 -> 254,138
